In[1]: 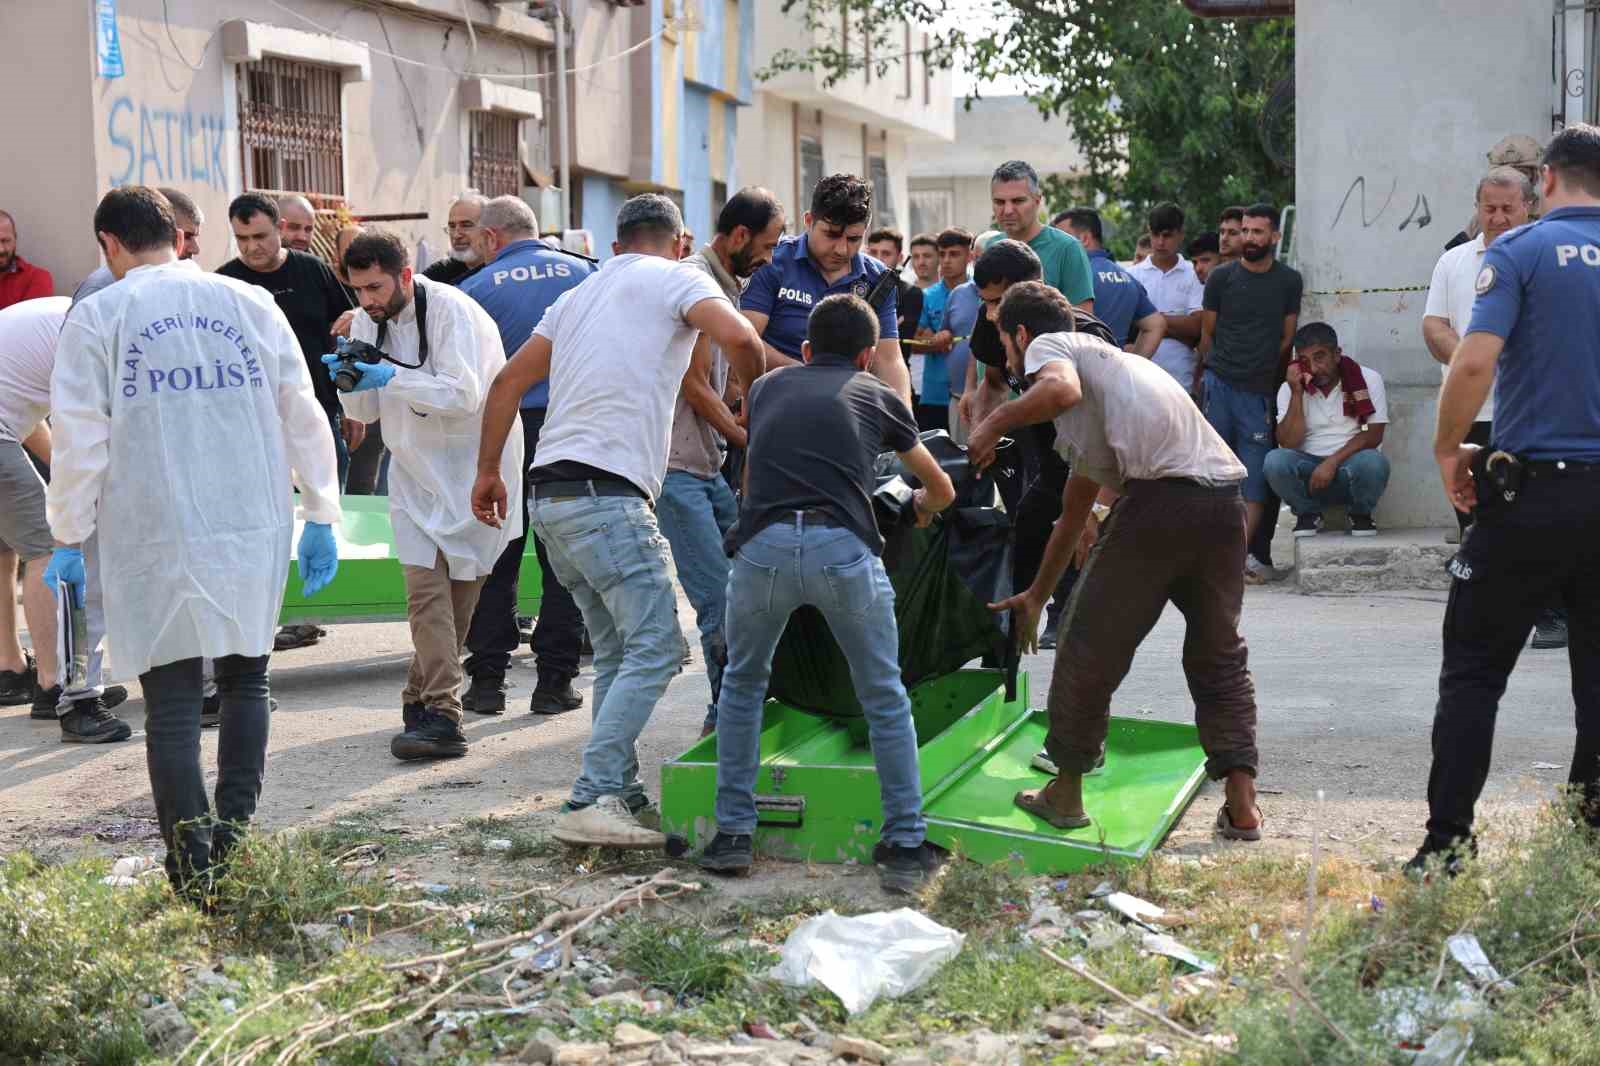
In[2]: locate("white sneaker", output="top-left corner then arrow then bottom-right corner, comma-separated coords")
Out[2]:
1031,749 -> 1058,775
552,795 -> 666,849
1243,554 -> 1272,585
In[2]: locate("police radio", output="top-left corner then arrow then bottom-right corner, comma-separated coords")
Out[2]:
863,267 -> 899,311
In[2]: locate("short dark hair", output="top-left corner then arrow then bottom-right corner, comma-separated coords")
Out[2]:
908,232 -> 937,252
156,187 -> 202,228
807,293 -> 879,361
867,227 -> 904,251
1543,123 -> 1600,198
1049,209 -> 1073,228
990,159 -> 1041,192
94,186 -> 177,253
1147,202 -> 1185,234
717,187 -> 785,238
973,238 -> 1042,289
229,192 -> 279,226
1062,208 -> 1102,244
998,280 -> 1075,339
935,226 -> 974,251
1293,321 -> 1339,351
343,229 -> 409,275
1187,231 -> 1220,257
1219,205 -> 1246,225
1244,203 -> 1281,229
810,173 -> 872,228
617,193 -> 684,247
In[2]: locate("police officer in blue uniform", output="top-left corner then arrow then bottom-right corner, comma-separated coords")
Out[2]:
1410,125 -> 1600,875
458,195 -> 595,716
740,173 -> 911,405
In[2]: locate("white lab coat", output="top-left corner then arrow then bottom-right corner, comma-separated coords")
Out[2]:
47,260 -> 341,675
341,275 -> 522,579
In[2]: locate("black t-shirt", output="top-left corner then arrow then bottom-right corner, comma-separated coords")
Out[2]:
217,249 -> 351,416
1200,259 -> 1303,394
730,357 -> 919,556
896,279 -> 923,342
423,258 -> 482,286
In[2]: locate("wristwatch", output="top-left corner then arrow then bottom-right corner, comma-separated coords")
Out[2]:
1090,502 -> 1112,522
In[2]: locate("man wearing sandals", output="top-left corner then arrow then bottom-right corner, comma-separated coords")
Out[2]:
983,282 -> 1262,840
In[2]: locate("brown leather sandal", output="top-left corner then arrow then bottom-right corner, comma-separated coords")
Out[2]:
1014,785 -> 1092,830
1215,803 -> 1263,842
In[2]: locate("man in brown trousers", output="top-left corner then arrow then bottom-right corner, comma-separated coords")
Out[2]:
982,282 -> 1262,839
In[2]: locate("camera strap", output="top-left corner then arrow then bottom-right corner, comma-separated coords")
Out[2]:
373,281 -> 430,369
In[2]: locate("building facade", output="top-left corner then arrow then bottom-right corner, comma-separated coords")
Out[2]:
736,6 -> 953,235
907,95 -> 1085,238
1294,0 -> 1562,528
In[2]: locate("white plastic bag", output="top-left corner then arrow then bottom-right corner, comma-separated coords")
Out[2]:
769,908 -> 965,1014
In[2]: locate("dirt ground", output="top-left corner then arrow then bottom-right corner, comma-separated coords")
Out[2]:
0,581 -> 1576,886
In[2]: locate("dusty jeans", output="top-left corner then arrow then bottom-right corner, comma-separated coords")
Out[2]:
1045,478 -> 1260,780
402,549 -> 488,722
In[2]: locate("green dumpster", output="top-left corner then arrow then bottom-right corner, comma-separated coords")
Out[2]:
279,495 -> 542,625
660,667 -> 1209,875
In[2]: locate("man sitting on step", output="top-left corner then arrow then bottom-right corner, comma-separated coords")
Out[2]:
1263,322 -> 1391,539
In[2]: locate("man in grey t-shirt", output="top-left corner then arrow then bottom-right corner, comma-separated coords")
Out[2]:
657,189 -> 786,735
1197,203 -> 1302,572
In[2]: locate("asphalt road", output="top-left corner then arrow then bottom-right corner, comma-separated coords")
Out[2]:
0,582 -> 1579,862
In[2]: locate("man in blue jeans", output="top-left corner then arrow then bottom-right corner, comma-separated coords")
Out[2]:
472,194 -> 765,848
1264,322 -> 1391,537
662,188 -> 788,735
696,294 -> 956,893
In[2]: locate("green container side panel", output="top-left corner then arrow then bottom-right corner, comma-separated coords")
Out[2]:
660,669 -> 1209,874
279,496 -> 543,625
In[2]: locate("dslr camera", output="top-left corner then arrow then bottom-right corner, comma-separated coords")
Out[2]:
328,336 -> 388,393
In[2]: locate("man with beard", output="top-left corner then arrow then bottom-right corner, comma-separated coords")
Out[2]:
659,188 -> 786,736
278,195 -> 318,254
425,194 -> 488,286
457,196 -> 596,717
1197,204 -> 1303,585
335,230 -> 523,761
0,210 -> 54,310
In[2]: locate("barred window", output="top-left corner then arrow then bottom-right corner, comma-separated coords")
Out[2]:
470,112 -> 522,199
238,57 -> 345,197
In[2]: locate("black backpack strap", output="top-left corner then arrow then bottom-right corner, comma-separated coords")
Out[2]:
374,280 -> 430,368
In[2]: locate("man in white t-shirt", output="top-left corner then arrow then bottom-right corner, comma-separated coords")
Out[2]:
1264,322 -> 1391,538
472,194 -> 765,848
1128,202 -> 1206,392
1423,167 -> 1535,536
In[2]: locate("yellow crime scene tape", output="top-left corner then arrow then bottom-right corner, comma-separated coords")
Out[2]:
1307,284 -> 1431,296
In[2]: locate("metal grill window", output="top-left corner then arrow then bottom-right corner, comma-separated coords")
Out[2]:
471,112 -> 523,198
238,58 -> 345,197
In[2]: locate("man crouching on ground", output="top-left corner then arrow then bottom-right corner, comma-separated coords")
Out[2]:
983,282 -> 1263,840
696,294 -> 956,893
471,194 -> 765,848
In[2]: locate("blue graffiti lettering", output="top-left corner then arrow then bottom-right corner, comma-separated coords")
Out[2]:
107,97 -> 230,191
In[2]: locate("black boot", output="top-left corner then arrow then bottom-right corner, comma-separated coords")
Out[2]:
463,675 -> 507,716
402,700 -> 425,732
391,708 -> 468,761
30,684 -> 61,720
1532,609 -> 1569,650
0,654 -> 36,706
59,697 -> 132,744
528,678 -> 582,715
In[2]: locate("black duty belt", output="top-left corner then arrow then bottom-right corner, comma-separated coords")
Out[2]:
534,479 -> 646,500
1523,459 -> 1600,477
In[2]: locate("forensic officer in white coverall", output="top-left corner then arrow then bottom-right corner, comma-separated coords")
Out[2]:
333,229 -> 522,762
46,187 -> 342,898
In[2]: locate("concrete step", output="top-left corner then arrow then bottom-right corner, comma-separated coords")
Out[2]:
1291,527 -> 1455,594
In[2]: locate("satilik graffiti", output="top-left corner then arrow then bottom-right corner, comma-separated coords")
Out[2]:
107,97 -> 230,191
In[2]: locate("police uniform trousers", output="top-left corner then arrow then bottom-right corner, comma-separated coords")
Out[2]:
1427,464 -> 1600,850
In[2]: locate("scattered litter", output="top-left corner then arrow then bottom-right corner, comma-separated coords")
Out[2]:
1087,881 -> 1115,898
420,779 -> 482,791
1447,934 -> 1510,988
1531,762 -> 1562,770
1247,923 -> 1260,942
101,855 -> 158,886
1412,1022 -> 1473,1065
1085,923 -> 1129,951
743,1021 -> 780,1040
485,838 -> 513,852
1371,895 -> 1385,914
418,883 -> 452,895
1376,984 -> 1482,1044
1141,932 -> 1216,973
1102,891 -> 1166,931
770,908 -> 964,1014
1027,902 -> 1072,929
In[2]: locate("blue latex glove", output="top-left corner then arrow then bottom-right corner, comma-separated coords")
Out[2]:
320,352 -> 395,392
297,522 -> 339,598
42,547 -> 86,602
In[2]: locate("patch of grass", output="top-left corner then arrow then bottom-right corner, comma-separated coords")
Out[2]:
1231,802 -> 1600,1063
457,816 -> 560,861
0,852 -> 204,1064
925,851 -> 1030,928
209,827 -> 393,949
614,917 -> 777,1000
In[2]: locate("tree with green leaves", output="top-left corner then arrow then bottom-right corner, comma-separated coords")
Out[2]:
768,0 -> 1294,256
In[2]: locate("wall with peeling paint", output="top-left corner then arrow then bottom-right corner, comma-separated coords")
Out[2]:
1295,0 -> 1551,527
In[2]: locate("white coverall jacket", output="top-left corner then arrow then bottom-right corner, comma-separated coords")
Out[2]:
341,275 -> 523,579
47,260 -> 342,675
